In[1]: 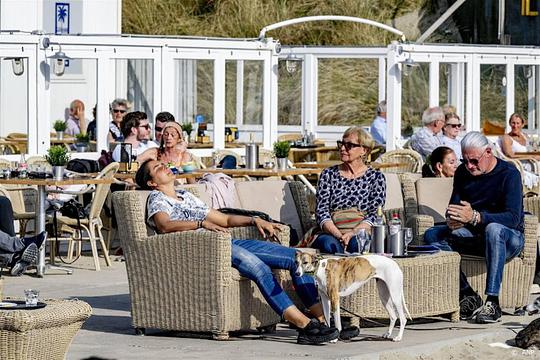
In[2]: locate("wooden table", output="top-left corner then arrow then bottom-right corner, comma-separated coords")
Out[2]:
188,142 -> 254,149
515,152 -> 540,156
0,176 -> 112,276
288,145 -> 338,163
114,172 -> 199,180
293,161 -> 408,170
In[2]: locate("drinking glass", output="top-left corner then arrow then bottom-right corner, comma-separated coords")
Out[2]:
355,229 -> 370,254
403,227 -> 413,254
24,289 -> 39,306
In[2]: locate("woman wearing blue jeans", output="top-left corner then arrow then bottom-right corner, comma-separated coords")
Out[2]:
135,159 -> 340,345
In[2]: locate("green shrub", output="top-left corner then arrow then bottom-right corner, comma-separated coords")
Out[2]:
182,122 -> 194,135
76,133 -> 90,143
273,140 -> 291,158
53,120 -> 67,132
45,145 -> 70,166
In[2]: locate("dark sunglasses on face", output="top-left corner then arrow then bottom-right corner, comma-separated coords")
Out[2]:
113,109 -> 126,114
155,127 -> 163,132
337,140 -> 363,151
447,124 -> 461,128
461,149 -> 487,166
138,124 -> 150,130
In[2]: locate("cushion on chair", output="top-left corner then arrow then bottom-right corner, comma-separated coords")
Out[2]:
383,173 -> 404,211
235,180 -> 303,239
416,178 -> 453,223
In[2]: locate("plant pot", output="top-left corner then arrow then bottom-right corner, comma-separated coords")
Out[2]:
276,157 -> 288,171
75,143 -> 88,152
52,166 -> 65,180
56,131 -> 64,140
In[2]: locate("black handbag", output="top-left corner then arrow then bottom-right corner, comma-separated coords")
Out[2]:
59,199 -> 87,219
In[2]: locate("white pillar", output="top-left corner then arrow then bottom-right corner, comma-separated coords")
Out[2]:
386,44 -> 402,151
429,61 -> 440,107
302,54 -> 317,136
505,62 -> 515,132
378,57 -> 386,102
213,57 -> 225,149
236,60 -> 244,126
265,53 -> 279,148
470,56 -> 481,132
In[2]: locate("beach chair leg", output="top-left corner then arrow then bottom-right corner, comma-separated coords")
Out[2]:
135,327 -> 145,336
212,331 -> 229,340
450,310 -> 460,322
97,225 -> 112,267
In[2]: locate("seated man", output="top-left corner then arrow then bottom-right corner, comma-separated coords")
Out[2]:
424,131 -> 524,323
0,196 -> 46,276
409,106 -> 445,159
111,111 -> 158,163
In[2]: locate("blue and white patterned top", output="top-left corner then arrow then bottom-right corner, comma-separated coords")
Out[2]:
316,166 -> 386,227
146,189 -> 210,229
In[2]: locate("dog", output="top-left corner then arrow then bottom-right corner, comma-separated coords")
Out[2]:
295,252 -> 411,341
515,296 -> 540,316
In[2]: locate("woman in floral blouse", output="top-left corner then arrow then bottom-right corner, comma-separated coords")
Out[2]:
312,126 -> 386,254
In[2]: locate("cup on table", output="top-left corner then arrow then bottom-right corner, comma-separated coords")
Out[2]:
24,289 -> 39,306
354,228 -> 371,254
403,227 -> 413,254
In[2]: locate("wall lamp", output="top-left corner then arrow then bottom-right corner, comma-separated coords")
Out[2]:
4,57 -> 24,76
42,37 -> 72,76
399,52 -> 419,77
285,54 -> 302,74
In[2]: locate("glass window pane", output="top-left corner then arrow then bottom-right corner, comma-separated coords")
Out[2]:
317,59 -> 379,126
243,61 -> 263,125
439,63 -> 449,106
49,58 -> 97,153
115,59 -> 154,122
278,59 -> 302,125
402,63 -> 429,134
515,65 -> 531,128
480,64 -> 506,129
225,61 -> 237,125
0,58 -> 28,154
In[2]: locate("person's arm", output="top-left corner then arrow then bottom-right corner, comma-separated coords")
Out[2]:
316,168 -> 334,228
137,147 -> 158,163
360,171 -> 386,226
500,135 -> 517,158
479,168 -> 523,228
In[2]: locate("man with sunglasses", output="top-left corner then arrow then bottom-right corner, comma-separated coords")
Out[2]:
409,106 -> 445,159
107,98 -> 130,143
424,131 -> 524,324
154,111 -> 176,145
441,113 -> 463,160
112,111 -> 158,163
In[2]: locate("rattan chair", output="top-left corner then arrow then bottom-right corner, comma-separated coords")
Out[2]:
26,155 -> 52,172
0,184 -> 36,237
112,190 -> 284,339
0,158 -> 10,170
212,150 -> 243,167
377,149 -> 423,173
48,162 -> 118,271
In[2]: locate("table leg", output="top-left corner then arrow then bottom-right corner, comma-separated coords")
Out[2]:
35,185 -> 73,276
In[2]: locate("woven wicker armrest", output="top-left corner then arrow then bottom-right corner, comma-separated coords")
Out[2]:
521,214 -> 538,264
407,214 -> 434,245
230,224 -> 290,246
524,196 -> 540,221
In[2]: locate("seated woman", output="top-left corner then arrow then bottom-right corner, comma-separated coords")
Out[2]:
311,126 -> 386,254
134,159 -> 341,344
146,122 -> 195,184
421,146 -> 458,178
500,113 -> 540,160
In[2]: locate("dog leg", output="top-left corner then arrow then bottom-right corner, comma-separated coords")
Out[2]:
387,280 -> 407,342
319,291 -> 332,328
377,279 -> 397,340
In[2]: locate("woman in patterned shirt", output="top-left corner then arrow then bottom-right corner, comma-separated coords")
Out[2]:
135,159 -> 340,345
312,126 -> 386,254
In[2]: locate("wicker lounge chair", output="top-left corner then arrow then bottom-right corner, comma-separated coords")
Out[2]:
112,190 -> 285,339
377,149 -> 423,173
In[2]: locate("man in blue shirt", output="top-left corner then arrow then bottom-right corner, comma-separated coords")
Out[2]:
424,131 -> 524,324
370,100 -> 387,146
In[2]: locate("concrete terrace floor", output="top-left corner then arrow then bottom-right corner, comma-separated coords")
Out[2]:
2,255 -> 539,360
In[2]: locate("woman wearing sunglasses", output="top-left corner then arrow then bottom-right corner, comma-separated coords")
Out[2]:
441,113 -> 463,160
308,126 -> 386,254
107,98 -> 130,143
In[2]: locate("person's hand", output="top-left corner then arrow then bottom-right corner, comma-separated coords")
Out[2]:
446,201 -> 474,224
254,218 -> 281,239
446,217 -> 464,230
202,220 -> 229,233
340,231 -> 355,247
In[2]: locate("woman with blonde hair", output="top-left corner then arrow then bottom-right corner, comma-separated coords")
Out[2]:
500,113 -> 540,160
310,126 -> 386,254
65,99 -> 85,136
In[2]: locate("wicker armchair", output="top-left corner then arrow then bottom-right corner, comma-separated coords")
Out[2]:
412,177 -> 538,309
377,149 -> 423,173
112,190 -> 286,339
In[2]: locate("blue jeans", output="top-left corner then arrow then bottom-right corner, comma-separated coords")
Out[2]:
310,233 -> 359,254
231,239 -> 318,316
424,224 -> 524,296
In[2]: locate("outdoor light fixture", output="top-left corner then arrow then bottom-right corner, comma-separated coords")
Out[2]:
399,53 -> 419,77
285,54 -> 302,74
525,65 -> 534,79
42,37 -> 72,76
4,57 -> 24,76
48,50 -> 71,76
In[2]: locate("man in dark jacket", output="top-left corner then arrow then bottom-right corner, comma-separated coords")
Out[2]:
424,131 -> 524,324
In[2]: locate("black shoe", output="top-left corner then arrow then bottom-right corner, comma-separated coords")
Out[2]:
475,301 -> 502,324
339,326 -> 360,340
10,243 -> 38,276
297,319 -> 339,345
23,231 -> 47,249
459,293 -> 483,320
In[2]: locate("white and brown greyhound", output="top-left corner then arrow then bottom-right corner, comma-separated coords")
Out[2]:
295,252 -> 411,341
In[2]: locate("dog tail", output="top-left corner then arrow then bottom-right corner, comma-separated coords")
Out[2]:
402,292 -> 412,321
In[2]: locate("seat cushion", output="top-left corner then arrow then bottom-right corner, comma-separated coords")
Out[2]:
235,180 -> 303,239
383,173 -> 403,211
416,178 -> 453,223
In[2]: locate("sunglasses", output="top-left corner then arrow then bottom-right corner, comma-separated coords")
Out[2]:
138,124 -> 150,130
447,124 -> 461,128
337,141 -> 363,151
155,126 -> 163,132
113,109 -> 126,114
461,149 -> 487,166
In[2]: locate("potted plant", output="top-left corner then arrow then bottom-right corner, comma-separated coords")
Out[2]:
182,122 -> 194,143
75,133 -> 90,152
273,141 -> 291,170
53,120 -> 67,140
45,145 -> 70,180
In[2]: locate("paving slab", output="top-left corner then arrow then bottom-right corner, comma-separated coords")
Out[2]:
1,256 -> 539,360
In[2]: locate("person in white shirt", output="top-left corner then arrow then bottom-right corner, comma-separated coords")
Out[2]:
112,111 -> 158,162
370,100 -> 387,146
409,106 -> 445,159
441,113 -> 463,160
